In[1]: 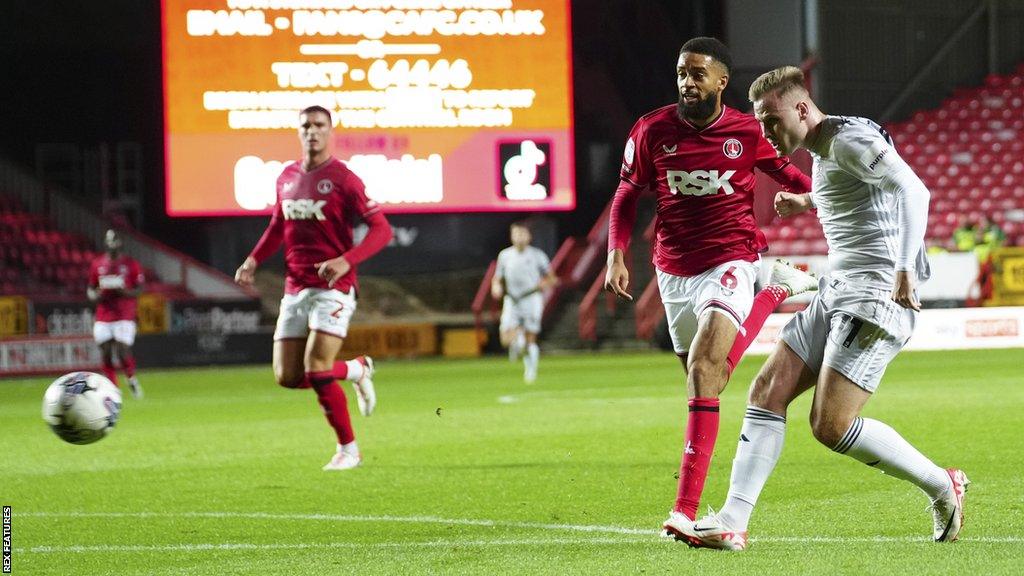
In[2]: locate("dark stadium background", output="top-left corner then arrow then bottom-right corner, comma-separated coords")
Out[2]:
1,0 -> 1022,280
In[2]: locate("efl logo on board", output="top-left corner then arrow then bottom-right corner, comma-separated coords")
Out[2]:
499,140 -> 551,201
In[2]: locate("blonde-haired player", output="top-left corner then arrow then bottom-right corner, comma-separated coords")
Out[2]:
678,66 -> 968,550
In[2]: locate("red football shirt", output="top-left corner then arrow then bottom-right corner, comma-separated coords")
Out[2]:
610,105 -> 811,276
251,157 -> 382,295
88,254 -> 144,322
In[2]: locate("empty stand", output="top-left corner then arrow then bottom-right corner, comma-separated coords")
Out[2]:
764,62 -> 1024,255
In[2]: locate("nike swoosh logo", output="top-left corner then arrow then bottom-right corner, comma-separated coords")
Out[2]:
663,144 -> 678,153
692,526 -> 716,532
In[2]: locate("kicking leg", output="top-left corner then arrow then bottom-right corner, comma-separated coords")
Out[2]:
812,367 -> 968,541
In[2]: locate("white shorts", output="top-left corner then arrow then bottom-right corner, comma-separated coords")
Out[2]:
274,287 -> 358,340
780,272 -> 915,393
500,293 -> 543,334
657,259 -> 760,354
93,320 -> 137,346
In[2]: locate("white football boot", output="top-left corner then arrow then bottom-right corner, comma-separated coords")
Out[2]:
769,259 -> 819,297
127,376 -> 143,399
931,468 -> 970,542
523,364 -> 537,385
679,509 -> 748,551
322,450 -> 362,471
660,511 -> 694,541
353,356 -> 376,417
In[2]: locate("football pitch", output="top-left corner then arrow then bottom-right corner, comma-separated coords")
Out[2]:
1,348 -> 1021,575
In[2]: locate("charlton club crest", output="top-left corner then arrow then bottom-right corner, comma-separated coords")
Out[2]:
317,179 -> 333,194
723,138 -> 743,159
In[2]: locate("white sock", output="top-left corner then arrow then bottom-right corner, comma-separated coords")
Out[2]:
339,441 -> 359,455
343,360 -> 364,382
834,417 -> 950,499
718,406 -> 786,531
515,332 -> 526,353
525,343 -> 539,371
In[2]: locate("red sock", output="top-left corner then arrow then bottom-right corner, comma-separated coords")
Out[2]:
101,360 -> 119,388
726,285 -> 788,374
673,397 -> 720,519
121,355 -> 136,378
308,371 -> 355,445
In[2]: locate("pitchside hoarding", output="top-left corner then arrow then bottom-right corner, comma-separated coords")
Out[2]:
162,0 -> 575,215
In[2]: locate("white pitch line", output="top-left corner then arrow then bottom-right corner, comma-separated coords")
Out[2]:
15,535 -> 1024,555
17,537 -> 652,555
21,511 -> 650,535
18,512 -> 1024,546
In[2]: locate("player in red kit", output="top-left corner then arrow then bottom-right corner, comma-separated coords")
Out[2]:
235,105 -> 393,471
602,38 -> 818,536
88,229 -> 145,398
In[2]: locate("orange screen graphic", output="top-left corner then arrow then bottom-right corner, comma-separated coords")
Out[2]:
162,0 -> 575,215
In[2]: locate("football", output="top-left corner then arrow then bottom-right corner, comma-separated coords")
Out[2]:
42,372 -> 123,445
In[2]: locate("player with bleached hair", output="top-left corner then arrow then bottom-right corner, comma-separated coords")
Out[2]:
678,66 -> 968,550
491,221 -> 558,384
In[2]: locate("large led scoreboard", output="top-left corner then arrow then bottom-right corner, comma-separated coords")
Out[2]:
162,1 -> 575,215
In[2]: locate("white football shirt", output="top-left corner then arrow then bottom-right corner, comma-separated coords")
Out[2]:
495,246 -> 551,299
807,116 -> 930,283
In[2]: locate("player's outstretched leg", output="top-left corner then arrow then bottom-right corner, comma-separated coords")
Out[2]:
832,417 -> 969,541
726,260 -> 817,374
334,356 -> 376,416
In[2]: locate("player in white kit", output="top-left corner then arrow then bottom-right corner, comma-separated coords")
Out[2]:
679,67 -> 969,550
491,222 -> 558,383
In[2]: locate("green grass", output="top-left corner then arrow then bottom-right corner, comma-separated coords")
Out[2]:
1,349 -> 1022,575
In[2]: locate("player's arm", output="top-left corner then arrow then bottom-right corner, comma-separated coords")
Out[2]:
539,270 -> 559,291
756,133 -> 814,217
316,182 -> 393,288
86,263 -> 101,302
774,190 -> 814,218
605,121 -> 651,302
236,201 -> 284,287
606,179 -> 644,302
836,132 -> 930,311
491,255 -> 505,300
124,263 -> 145,298
317,210 -> 393,287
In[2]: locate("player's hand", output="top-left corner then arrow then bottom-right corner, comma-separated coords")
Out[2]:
604,250 -> 633,302
891,270 -> 921,311
774,191 -> 813,218
491,283 -> 504,301
315,256 -> 351,288
234,257 -> 257,287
